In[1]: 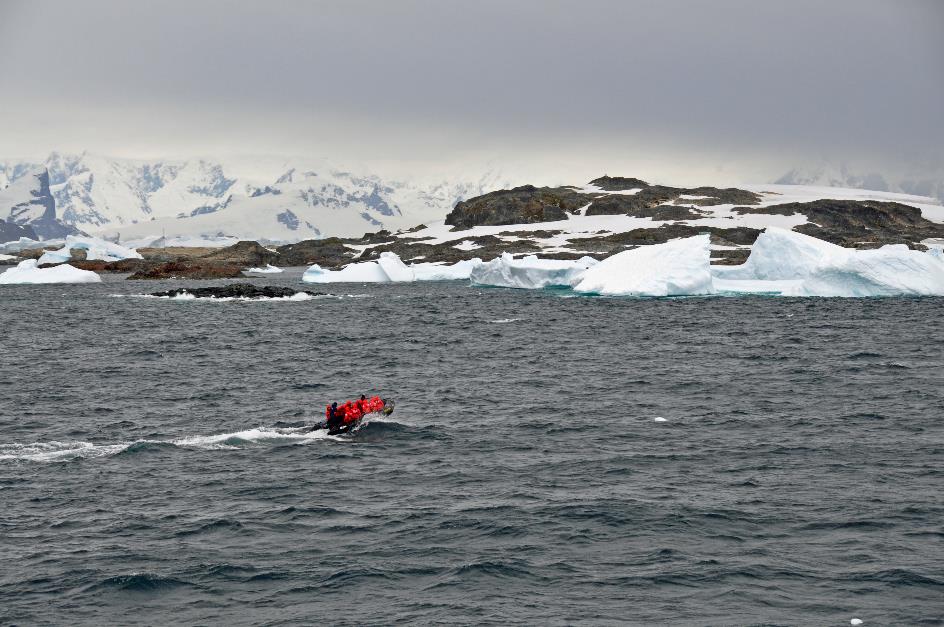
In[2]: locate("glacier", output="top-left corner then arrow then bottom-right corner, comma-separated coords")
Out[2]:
0,259 -> 102,284
37,235 -> 143,265
469,253 -> 597,289
573,234 -> 715,296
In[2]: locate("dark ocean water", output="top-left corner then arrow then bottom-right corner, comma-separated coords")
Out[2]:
1,270 -> 943,626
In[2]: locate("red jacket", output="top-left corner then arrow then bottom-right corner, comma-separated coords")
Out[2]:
345,402 -> 362,423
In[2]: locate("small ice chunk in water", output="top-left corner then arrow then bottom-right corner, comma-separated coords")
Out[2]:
850,619 -> 863,626
654,417 -> 667,422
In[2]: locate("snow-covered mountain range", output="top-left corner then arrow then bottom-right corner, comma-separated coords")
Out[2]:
0,152 -> 511,245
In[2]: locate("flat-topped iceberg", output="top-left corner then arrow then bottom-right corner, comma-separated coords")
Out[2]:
573,234 -> 715,296
470,253 -> 597,289
37,235 -> 142,265
0,259 -> 102,284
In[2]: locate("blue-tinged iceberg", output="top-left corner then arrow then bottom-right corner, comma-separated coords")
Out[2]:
712,228 -> 944,296
469,253 -> 597,289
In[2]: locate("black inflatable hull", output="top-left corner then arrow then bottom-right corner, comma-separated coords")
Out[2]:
320,399 -> 395,435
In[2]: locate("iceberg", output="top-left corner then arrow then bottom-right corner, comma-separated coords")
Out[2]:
37,235 -> 143,265
800,245 -> 944,297
244,264 -> 283,274
303,252 -> 415,283
376,252 -> 415,282
712,227 -> 844,281
573,234 -> 715,296
303,252 -> 481,283
0,237 -> 49,254
712,228 -> 944,296
470,253 -> 597,289
0,259 -> 102,284
410,258 -> 483,281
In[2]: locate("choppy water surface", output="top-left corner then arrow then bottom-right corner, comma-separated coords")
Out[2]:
2,273 -> 943,625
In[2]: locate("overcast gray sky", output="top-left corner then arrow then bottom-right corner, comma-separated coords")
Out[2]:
1,0 -> 941,183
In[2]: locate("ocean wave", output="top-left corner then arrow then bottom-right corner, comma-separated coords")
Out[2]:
0,416 -> 414,463
87,572 -> 190,593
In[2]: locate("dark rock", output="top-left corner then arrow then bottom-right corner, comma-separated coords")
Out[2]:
147,284 -> 325,299
200,241 -> 280,266
734,199 -> 944,247
589,175 -> 650,190
127,261 -> 245,280
585,186 -> 761,217
57,258 -> 150,273
445,185 -> 588,229
711,249 -> 752,265
276,237 -> 357,267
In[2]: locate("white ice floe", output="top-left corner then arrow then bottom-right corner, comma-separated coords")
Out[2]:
243,264 -> 283,274
712,228 -> 944,296
0,253 -> 16,262
469,253 -> 597,289
653,417 -> 667,422
0,259 -> 102,284
410,258 -> 483,281
573,234 -> 715,297
304,252 -> 483,283
37,235 -> 142,265
851,619 -> 863,626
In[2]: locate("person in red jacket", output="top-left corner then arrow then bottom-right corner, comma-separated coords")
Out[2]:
357,395 -> 370,414
369,396 -> 383,413
344,400 -> 362,423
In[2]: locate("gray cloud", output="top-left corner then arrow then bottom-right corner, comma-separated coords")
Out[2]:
1,0 -> 941,182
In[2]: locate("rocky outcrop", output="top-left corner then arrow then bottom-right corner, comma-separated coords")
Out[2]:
444,178 -> 762,227
584,185 -> 762,216
589,175 -> 649,190
445,185 -> 588,229
275,237 -> 359,267
127,261 -> 245,280
199,240 -> 280,266
148,284 -> 325,299
734,199 -> 944,248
